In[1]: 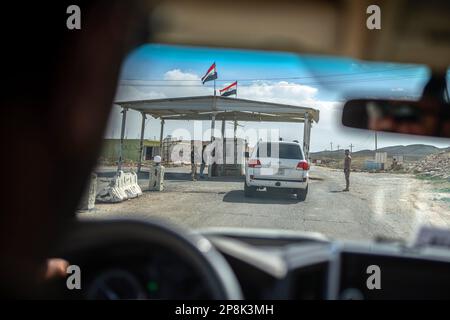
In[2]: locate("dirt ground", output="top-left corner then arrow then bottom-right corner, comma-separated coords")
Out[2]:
79,165 -> 450,242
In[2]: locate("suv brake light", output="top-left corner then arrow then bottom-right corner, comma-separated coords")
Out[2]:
296,160 -> 309,170
248,159 -> 262,168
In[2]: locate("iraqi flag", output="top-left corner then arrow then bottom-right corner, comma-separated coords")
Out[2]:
219,81 -> 237,97
201,63 -> 218,84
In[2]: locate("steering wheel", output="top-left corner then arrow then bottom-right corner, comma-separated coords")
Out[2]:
55,218 -> 243,299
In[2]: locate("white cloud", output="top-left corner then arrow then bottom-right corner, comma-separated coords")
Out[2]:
238,81 -> 318,105
163,69 -> 199,81
115,69 -> 209,101
115,85 -> 166,102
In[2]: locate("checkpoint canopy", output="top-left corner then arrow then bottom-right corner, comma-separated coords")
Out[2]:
114,95 -> 320,171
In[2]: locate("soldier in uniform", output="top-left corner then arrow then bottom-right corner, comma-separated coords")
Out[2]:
343,149 -> 351,191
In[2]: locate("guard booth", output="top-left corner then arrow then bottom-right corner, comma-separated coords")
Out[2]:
159,137 -> 248,176
114,95 -> 319,176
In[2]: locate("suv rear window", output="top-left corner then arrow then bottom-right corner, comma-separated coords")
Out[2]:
256,143 -> 303,159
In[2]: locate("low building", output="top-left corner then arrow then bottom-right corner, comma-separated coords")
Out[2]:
100,139 -> 161,163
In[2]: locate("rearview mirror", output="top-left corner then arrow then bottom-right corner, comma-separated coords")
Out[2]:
342,99 -> 450,138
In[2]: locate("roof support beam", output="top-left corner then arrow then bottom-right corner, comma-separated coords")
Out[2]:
159,119 -> 165,162
210,113 -> 216,141
303,112 -> 311,160
117,107 -> 128,172
209,113 -> 216,178
137,112 -> 146,173
222,118 -> 226,175
234,119 -> 238,165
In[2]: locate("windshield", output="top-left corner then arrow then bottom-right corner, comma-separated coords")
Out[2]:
83,44 -> 450,243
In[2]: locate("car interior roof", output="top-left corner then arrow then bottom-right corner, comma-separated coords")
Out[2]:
148,0 -> 450,71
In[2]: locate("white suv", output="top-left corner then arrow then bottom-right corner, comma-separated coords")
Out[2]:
244,141 -> 309,200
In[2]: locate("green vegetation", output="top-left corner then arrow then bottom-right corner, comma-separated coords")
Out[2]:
415,175 -> 450,204
415,174 -> 449,184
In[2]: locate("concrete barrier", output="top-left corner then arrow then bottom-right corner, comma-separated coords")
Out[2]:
124,172 -> 142,198
123,171 -> 136,199
96,170 -> 142,203
132,172 -> 143,196
149,164 -> 165,191
96,171 -> 126,203
78,173 -> 97,210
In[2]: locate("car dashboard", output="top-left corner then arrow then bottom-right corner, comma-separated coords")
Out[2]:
202,228 -> 450,300
54,220 -> 450,300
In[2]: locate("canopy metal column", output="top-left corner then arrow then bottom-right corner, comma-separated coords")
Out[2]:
118,107 -> 128,172
211,95 -> 218,141
137,112 -> 146,173
303,112 -> 311,160
210,114 -> 216,141
233,119 -> 237,165
221,118 -> 226,175
159,119 -> 165,161
209,114 -> 216,177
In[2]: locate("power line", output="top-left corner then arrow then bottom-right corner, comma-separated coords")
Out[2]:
120,74 -> 426,87
120,65 -> 421,83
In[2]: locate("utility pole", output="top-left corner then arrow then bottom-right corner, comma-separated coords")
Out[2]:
375,131 -> 378,151
349,144 -> 354,153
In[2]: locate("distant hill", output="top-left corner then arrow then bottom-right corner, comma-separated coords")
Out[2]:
311,144 -> 449,161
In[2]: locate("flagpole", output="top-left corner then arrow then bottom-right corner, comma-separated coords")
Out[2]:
236,81 -> 238,98
214,79 -> 216,96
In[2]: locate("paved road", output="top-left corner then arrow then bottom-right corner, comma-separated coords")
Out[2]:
81,166 -> 450,242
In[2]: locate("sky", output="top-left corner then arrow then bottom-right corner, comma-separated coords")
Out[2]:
105,44 -> 450,152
